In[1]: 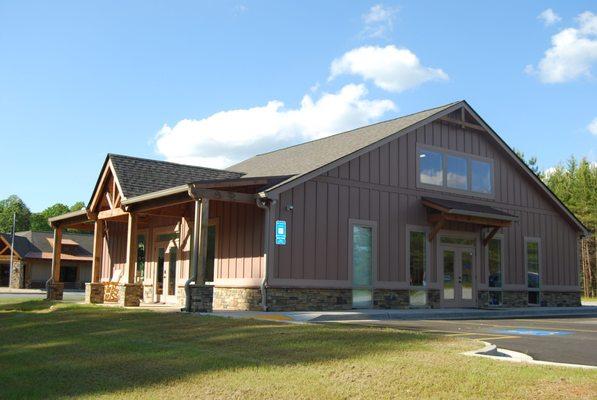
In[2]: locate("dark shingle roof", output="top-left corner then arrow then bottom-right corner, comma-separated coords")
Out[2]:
0,231 -> 93,259
109,154 -> 244,199
227,102 -> 459,180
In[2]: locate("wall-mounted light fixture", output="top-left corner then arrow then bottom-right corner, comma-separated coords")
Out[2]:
285,204 -> 294,211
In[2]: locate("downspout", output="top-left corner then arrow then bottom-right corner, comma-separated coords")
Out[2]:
184,197 -> 201,312
256,197 -> 273,311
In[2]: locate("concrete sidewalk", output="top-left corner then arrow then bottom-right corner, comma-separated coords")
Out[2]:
208,306 -> 597,323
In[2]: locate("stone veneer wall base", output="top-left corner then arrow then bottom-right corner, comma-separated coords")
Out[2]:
46,282 -> 64,300
118,284 -> 143,307
85,282 -> 105,304
189,284 -> 214,312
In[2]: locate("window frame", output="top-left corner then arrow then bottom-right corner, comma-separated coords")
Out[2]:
524,237 -> 541,306
485,233 -> 504,290
416,144 -> 495,198
406,225 -> 430,290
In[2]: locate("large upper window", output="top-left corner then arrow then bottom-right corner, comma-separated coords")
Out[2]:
419,150 -> 443,186
471,160 -> 492,193
418,146 -> 493,195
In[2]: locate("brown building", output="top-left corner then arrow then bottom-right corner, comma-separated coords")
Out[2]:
0,231 -> 92,289
48,101 -> 588,310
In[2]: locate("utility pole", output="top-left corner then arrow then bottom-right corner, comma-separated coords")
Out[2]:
8,212 -> 16,287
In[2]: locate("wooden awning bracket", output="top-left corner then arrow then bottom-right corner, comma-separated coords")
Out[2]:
429,213 -> 446,242
482,227 -> 500,246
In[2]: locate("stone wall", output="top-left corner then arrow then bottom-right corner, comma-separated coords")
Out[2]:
9,261 -> 24,289
427,289 -> 441,308
266,288 -> 351,311
143,284 -> 154,303
188,284 -> 214,312
118,284 -> 143,307
373,289 -> 409,309
541,291 -> 581,307
213,287 -> 262,311
47,282 -> 64,300
502,291 -> 528,307
85,283 -> 104,304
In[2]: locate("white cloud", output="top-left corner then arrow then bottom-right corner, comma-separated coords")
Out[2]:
329,45 -> 448,93
155,84 -> 396,168
527,11 -> 597,83
588,117 -> 597,136
538,9 -> 561,26
361,4 -> 399,39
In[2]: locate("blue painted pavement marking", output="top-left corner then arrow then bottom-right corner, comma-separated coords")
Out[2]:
492,329 -> 573,336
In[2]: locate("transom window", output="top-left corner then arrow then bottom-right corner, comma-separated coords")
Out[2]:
418,146 -> 493,195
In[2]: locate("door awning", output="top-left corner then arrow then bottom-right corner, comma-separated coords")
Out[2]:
421,197 -> 518,245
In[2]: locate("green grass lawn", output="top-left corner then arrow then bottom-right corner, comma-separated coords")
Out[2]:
0,299 -> 595,399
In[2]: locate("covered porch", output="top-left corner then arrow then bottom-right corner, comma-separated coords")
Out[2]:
47,177 -> 274,310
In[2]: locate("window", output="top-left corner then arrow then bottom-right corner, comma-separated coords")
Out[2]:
488,238 -> 502,288
419,150 -> 443,186
418,145 -> 493,195
408,229 -> 428,306
487,237 -> 503,306
205,225 -> 217,283
446,155 -> 468,190
352,224 -> 374,309
440,236 -> 476,246
526,239 -> 540,305
471,160 -> 492,193
136,234 -> 146,283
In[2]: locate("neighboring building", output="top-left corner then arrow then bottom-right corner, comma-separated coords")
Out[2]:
0,231 -> 92,289
48,101 -> 588,310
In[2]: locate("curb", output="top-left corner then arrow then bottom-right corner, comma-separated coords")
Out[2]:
463,341 -> 597,370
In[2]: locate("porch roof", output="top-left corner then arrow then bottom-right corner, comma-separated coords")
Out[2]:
421,197 -> 518,222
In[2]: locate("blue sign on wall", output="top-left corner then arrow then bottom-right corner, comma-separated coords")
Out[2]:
275,220 -> 286,245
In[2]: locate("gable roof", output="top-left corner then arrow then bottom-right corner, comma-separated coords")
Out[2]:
0,231 -> 93,260
228,102 -> 458,180
89,154 -> 244,205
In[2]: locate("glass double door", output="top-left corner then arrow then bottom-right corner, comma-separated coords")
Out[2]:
440,246 -> 475,308
155,241 -> 178,304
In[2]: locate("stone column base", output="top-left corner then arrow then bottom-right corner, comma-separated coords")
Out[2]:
85,282 -> 105,304
189,284 -> 214,312
9,261 -> 25,289
118,284 -> 143,307
47,282 -> 64,300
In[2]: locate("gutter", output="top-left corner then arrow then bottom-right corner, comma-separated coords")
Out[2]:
121,185 -> 189,206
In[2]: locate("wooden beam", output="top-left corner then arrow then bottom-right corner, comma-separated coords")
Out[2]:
126,192 -> 192,214
124,213 -> 138,284
482,227 -> 500,246
105,192 -> 114,210
51,227 -> 62,283
91,221 -> 104,283
97,208 -> 128,220
188,186 -> 257,204
429,214 -> 446,242
439,117 -> 486,132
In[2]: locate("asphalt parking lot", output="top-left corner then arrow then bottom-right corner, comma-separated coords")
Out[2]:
342,317 -> 597,366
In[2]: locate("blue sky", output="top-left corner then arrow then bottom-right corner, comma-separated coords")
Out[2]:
1,1 -> 596,212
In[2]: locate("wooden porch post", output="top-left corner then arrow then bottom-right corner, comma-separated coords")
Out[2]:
47,226 -> 64,300
92,220 -> 104,283
51,226 -> 62,283
195,199 -> 209,284
124,212 -> 138,284
119,212 -> 141,307
86,220 -> 106,304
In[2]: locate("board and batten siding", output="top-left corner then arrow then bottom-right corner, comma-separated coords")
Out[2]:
211,200 -> 264,287
270,116 -> 580,290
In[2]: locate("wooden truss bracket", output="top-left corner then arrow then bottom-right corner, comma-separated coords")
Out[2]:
482,227 -> 500,247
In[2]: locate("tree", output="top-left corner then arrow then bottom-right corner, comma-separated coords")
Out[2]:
30,202 -> 86,232
514,148 -> 543,179
544,157 -> 597,297
0,195 -> 31,233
